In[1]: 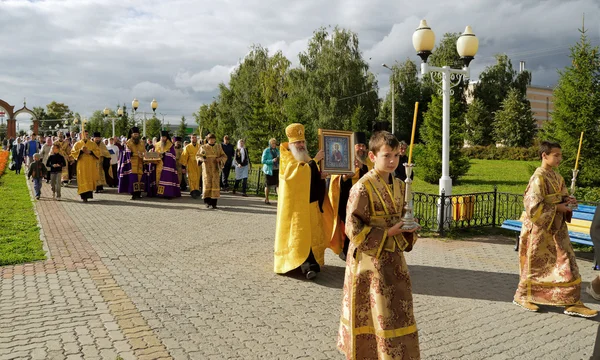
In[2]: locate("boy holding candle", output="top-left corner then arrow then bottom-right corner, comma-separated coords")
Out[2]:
337,131 -> 421,359
513,141 -> 597,318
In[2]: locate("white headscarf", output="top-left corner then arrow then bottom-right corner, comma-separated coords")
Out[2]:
237,139 -> 245,163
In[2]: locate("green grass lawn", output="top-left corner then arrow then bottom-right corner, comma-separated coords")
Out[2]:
412,159 -> 538,195
0,170 -> 46,266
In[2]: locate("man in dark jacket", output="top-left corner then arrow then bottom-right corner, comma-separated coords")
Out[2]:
220,135 -> 235,191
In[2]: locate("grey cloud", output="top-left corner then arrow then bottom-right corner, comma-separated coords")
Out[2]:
1,0 -> 599,128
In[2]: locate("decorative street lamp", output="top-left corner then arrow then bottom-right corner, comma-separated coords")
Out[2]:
132,98 -> 140,136
412,20 -> 479,197
103,107 -> 123,138
382,63 -> 395,134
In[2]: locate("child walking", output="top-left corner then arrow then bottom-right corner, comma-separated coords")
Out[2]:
46,144 -> 67,200
513,141 -> 597,318
338,131 -> 421,359
27,153 -> 48,200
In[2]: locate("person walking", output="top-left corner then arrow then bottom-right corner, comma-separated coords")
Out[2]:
27,153 -> 48,200
39,137 -> 53,183
11,138 -> 25,174
261,138 -> 279,204
46,144 -> 67,200
221,135 -> 234,191
232,139 -> 250,197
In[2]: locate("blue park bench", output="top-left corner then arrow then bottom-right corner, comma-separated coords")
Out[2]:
501,204 -> 596,251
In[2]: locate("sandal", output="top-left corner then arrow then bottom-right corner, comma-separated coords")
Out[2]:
265,199 -> 271,205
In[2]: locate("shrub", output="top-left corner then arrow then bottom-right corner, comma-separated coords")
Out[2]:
461,145 -> 538,161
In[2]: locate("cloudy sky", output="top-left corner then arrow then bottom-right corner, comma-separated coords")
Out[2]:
1,0 -> 598,128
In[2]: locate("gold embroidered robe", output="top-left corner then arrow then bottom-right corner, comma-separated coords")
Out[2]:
338,170 -> 420,360
55,139 -> 71,181
126,139 -> 146,182
514,167 -> 581,306
71,139 -> 101,195
96,141 -> 111,187
175,146 -> 183,185
273,142 -> 326,273
324,158 -> 374,254
197,143 -> 226,199
180,143 -> 201,192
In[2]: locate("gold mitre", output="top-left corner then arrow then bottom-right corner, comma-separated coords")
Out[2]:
286,123 -> 305,143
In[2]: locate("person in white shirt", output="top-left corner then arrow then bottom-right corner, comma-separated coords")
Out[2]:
106,137 -> 120,188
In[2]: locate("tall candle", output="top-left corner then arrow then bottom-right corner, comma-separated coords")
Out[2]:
574,131 -> 584,170
407,102 -> 419,164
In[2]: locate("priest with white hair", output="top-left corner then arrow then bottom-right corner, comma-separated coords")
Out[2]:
274,123 -> 327,280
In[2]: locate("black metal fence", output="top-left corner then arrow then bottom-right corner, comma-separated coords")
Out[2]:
224,170 -> 598,236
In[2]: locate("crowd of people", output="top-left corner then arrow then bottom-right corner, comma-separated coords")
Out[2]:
6,123 -> 599,359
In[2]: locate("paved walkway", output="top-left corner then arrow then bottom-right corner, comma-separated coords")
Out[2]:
1,180 -> 600,359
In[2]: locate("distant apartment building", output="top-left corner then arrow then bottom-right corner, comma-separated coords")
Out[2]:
526,85 -> 554,127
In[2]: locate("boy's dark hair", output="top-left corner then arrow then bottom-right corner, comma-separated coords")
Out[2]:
369,131 -> 399,155
540,141 -> 561,158
52,144 -> 60,149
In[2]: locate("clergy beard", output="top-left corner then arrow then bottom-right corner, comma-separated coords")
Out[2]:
175,144 -> 181,149
192,141 -> 197,146
132,138 -> 140,144
356,150 -> 367,163
161,141 -> 166,147
290,144 -> 311,162
95,139 -> 101,144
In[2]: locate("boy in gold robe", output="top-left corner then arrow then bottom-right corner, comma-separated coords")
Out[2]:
273,123 -> 327,280
513,141 -> 597,318
338,131 -> 420,360
71,130 -> 101,202
180,134 -> 202,199
196,133 -> 227,209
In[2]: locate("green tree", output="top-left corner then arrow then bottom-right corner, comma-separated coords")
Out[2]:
470,54 -> 532,145
419,95 -> 470,184
45,101 -> 73,129
114,104 -> 131,137
177,116 -> 188,138
86,110 -> 110,138
145,116 -> 162,139
284,26 -> 379,153
464,99 -> 492,146
380,59 -> 422,141
542,23 -> 600,187
245,94 -> 270,161
494,88 -> 536,147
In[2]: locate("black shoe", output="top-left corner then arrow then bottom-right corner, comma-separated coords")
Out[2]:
242,193 -> 248,197
83,198 -> 88,202
306,270 -> 317,280
206,204 -> 211,208
339,252 -> 347,261
212,205 -> 217,209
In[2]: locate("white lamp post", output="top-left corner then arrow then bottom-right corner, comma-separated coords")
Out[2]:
412,20 -> 479,196
382,63 -> 395,134
132,98 -> 140,136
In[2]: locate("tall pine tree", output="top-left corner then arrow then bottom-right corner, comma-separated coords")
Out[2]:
542,22 -> 600,187
177,116 -> 188,138
493,88 -> 536,147
419,95 -> 470,185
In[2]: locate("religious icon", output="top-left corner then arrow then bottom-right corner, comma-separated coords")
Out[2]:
318,129 -> 355,175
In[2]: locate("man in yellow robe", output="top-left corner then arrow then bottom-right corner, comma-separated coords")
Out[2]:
197,133 -> 226,209
92,132 -> 111,193
180,134 -> 202,199
71,130 -> 101,202
274,123 -> 327,280
324,132 -> 374,260
118,127 -> 146,200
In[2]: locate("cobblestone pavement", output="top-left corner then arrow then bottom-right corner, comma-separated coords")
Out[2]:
1,180 -> 600,359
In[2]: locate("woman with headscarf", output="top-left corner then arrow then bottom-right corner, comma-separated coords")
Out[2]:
232,139 -> 250,197
39,137 -> 53,183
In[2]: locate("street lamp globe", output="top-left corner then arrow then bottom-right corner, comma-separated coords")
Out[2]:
103,107 -> 110,118
132,98 -> 139,112
412,19 -> 435,63
456,26 -> 479,67
117,107 -> 124,117
151,99 -> 158,113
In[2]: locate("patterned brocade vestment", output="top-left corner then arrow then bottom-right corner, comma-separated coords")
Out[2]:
514,167 -> 581,306
338,170 -> 420,360
197,143 -> 227,199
